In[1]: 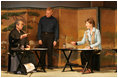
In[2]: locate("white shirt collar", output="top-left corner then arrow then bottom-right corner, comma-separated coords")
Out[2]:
86,27 -> 96,36
87,27 -> 96,32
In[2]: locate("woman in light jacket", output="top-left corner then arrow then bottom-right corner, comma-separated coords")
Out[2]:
71,18 -> 102,73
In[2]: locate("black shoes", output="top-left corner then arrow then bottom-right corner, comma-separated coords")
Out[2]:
14,71 -> 22,74
14,71 -> 27,75
47,67 -> 54,70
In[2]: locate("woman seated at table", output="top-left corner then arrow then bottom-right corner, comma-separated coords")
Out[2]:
8,19 -> 37,74
71,18 -> 102,73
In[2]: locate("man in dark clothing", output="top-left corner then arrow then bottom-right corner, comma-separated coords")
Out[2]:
38,7 -> 59,69
8,19 -> 36,74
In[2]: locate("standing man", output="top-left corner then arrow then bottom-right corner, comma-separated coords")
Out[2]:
38,7 -> 59,69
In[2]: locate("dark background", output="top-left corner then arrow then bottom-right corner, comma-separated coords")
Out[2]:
1,1 -> 117,9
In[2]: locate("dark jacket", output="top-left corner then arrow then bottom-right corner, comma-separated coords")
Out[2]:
9,28 -> 29,54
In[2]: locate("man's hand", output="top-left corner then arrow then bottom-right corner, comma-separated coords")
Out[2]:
26,45 -> 30,48
38,40 -> 43,45
71,41 -> 76,45
20,34 -> 28,39
53,41 -> 57,47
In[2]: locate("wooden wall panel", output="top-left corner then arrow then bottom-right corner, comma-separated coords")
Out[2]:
100,8 -> 117,67
59,8 -> 78,66
59,8 -> 78,46
115,9 -> 117,49
100,9 -> 116,49
27,9 -> 45,41
100,50 -> 116,67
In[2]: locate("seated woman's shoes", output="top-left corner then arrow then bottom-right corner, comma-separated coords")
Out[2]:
82,69 -> 94,74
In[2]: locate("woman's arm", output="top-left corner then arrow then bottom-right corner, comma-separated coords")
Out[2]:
76,32 -> 86,45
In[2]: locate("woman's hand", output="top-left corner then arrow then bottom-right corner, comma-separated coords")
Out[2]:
85,46 -> 91,49
71,41 -> 76,45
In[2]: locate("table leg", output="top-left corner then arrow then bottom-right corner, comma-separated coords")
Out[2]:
62,50 -> 74,72
68,51 -> 74,71
34,51 -> 46,72
16,52 -> 27,75
112,49 -> 117,72
82,62 -> 88,74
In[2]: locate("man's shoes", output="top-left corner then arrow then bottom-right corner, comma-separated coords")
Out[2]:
14,71 -> 27,75
47,67 -> 53,70
14,71 -> 22,74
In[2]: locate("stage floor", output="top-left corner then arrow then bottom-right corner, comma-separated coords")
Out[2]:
1,67 -> 117,77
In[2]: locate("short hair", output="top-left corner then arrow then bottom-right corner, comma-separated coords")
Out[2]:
85,18 -> 95,27
14,19 -> 24,29
46,7 -> 53,12
15,19 -> 24,26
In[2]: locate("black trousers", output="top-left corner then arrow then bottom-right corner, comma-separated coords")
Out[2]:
7,51 -> 37,72
21,52 -> 37,66
81,50 -> 100,71
40,33 -> 54,68
17,52 -> 37,72
80,51 -> 93,71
